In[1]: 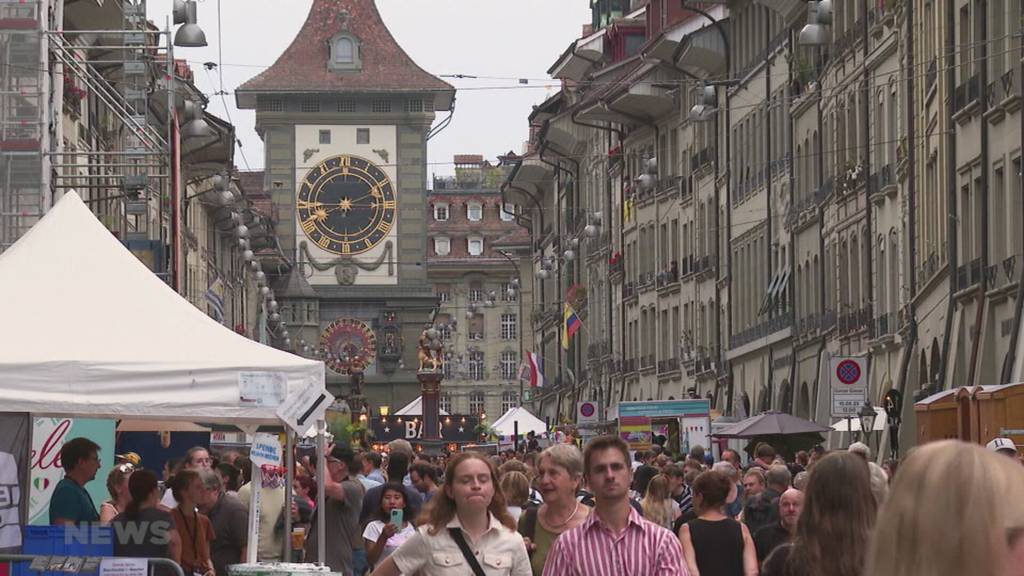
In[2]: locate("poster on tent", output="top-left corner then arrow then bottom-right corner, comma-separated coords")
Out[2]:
0,413 -> 29,553
29,418 -> 115,525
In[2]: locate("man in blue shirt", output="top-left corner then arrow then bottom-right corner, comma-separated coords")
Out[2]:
49,437 -> 101,525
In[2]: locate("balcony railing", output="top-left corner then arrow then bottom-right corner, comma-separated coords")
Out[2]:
954,74 -> 981,114
657,262 -> 680,288
623,281 -> 637,300
956,257 -> 984,290
729,315 -> 793,349
624,358 -> 637,374
657,357 -> 680,374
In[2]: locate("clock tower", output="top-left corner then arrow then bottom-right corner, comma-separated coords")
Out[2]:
236,0 -> 454,409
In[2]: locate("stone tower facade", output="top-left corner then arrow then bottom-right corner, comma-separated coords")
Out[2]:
236,0 -> 454,410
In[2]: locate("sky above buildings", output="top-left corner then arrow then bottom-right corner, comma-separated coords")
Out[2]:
147,0 -> 592,177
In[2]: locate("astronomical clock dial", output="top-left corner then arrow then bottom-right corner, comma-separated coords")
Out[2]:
296,154 -> 396,256
320,319 -> 377,374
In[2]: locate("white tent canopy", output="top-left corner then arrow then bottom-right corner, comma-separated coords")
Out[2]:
395,396 -> 449,416
0,192 -> 324,426
492,407 -> 547,437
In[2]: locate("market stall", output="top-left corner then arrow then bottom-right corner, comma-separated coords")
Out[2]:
0,193 -> 332,571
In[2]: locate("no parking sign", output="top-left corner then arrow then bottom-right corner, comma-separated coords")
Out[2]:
830,356 -> 868,417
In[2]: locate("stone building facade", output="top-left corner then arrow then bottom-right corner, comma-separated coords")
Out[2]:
426,155 -> 534,419
509,0 -> 1023,453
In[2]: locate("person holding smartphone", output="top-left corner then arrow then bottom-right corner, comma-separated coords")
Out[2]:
362,484 -> 415,570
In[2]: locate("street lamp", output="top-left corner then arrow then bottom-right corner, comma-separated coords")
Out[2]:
799,0 -> 833,46
859,401 -> 877,446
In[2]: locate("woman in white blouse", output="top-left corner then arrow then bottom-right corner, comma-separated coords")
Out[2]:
363,483 -> 417,570
372,452 -> 531,576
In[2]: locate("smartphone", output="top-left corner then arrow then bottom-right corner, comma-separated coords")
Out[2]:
390,508 -> 403,529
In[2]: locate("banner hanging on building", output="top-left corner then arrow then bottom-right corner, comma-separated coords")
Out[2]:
370,416 -> 479,443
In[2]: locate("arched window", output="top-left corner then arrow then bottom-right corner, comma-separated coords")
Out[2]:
335,38 -> 354,63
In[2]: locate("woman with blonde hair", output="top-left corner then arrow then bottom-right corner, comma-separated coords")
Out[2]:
865,440 -> 1024,576
640,474 -> 678,530
500,470 -> 531,523
517,443 -> 590,576
99,462 -> 134,523
371,452 -> 530,576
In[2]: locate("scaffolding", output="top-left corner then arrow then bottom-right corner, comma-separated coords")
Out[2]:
0,0 -> 45,250
0,0 -> 175,266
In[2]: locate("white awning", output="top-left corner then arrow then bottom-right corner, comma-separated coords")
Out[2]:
0,192 -> 325,428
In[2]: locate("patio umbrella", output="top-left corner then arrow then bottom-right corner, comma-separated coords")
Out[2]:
714,411 -> 832,438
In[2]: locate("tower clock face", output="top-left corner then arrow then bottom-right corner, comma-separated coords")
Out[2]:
297,154 -> 396,255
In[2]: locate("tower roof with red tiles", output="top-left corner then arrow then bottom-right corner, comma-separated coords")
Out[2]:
236,0 -> 453,110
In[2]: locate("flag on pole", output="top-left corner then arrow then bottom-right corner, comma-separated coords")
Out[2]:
205,274 -> 226,324
519,352 -> 546,388
562,303 -> 581,350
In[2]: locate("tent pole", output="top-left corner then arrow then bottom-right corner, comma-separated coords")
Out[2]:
284,431 -> 294,561
316,419 -> 326,565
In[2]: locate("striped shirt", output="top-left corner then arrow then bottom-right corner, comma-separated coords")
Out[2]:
542,505 -> 688,576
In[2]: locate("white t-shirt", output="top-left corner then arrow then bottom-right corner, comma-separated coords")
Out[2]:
159,488 -> 177,509
362,520 -> 416,567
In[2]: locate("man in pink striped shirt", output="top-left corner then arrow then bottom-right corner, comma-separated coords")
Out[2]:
542,435 -> 688,576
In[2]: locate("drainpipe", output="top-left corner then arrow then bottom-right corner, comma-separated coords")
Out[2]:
862,5 -> 874,357
895,0 -> 919,454
1002,38 -> 1024,385
966,2 -> 989,386
938,0 -> 958,391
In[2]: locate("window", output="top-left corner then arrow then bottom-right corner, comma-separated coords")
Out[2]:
260,97 -> 283,112
502,282 -> 518,302
438,323 -> 452,340
469,283 -> 483,302
468,315 -> 484,339
442,354 -> 453,378
467,202 -> 483,221
469,391 -> 485,415
436,285 -> 451,303
357,128 -> 370,145
468,237 -> 484,256
301,98 -> 320,113
469,352 -> 485,381
440,394 -> 452,413
501,390 -> 518,412
500,203 -> 516,222
335,38 -> 354,63
406,99 -> 424,113
337,100 -> 356,113
501,313 -> 517,340
318,130 -> 331,145
371,100 -> 392,113
434,203 -> 449,221
434,237 -> 450,256
501,352 -> 518,381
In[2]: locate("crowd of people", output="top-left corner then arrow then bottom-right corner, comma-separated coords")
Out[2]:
46,433 -> 1024,576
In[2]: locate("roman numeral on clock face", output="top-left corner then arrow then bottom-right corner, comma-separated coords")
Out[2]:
301,217 -> 317,235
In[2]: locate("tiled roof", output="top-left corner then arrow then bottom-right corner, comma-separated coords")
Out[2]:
236,0 -> 453,108
237,171 -> 264,196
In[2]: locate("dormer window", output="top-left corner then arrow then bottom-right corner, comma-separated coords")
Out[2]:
329,33 -> 362,71
336,38 -> 354,63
